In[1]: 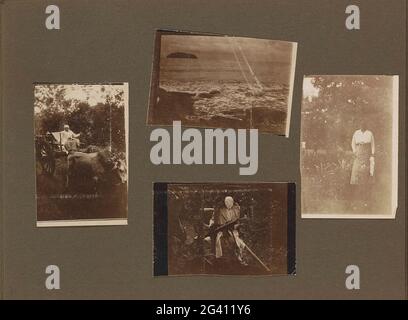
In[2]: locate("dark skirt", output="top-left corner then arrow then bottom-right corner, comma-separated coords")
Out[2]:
350,143 -> 371,185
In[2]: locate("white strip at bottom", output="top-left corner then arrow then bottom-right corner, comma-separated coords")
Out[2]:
36,219 -> 128,227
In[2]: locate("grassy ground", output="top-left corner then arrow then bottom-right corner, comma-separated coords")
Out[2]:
36,157 -> 127,221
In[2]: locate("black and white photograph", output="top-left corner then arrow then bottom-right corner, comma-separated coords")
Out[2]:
148,30 -> 297,136
154,182 -> 296,276
34,83 -> 129,226
301,75 -> 398,218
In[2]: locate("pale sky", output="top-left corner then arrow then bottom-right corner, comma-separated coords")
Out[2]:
303,77 -> 319,98
63,84 -> 123,106
34,84 -> 126,115
161,35 -> 295,64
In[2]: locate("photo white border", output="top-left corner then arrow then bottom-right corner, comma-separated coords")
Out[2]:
300,75 -> 399,219
285,42 -> 297,138
33,82 -> 129,227
37,219 -> 128,228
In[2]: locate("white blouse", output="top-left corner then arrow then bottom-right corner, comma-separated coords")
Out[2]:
351,129 -> 375,154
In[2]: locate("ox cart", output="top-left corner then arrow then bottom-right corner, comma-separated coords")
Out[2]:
35,132 -> 67,176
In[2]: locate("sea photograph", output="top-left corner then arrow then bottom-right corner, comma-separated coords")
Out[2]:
148,31 -> 297,135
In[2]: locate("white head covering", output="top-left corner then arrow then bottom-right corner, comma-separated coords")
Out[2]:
224,196 -> 234,209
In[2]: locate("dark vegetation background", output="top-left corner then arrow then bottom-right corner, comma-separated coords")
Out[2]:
34,84 -> 126,152
34,84 -> 127,221
162,183 -> 289,275
301,76 -> 395,214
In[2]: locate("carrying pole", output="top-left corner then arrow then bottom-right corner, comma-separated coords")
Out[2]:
228,223 -> 271,272
244,243 -> 271,272
240,238 -> 271,272
109,104 -> 112,152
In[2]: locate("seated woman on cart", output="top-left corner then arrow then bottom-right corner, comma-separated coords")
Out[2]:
60,124 -> 81,153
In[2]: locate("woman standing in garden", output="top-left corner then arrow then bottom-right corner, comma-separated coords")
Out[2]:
350,119 -> 375,208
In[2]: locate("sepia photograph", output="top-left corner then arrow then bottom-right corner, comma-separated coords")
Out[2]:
148,30 -> 297,136
301,75 -> 398,218
154,182 -> 296,276
34,83 -> 129,227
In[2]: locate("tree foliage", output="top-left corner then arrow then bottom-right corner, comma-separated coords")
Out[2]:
34,84 -> 126,152
302,76 -> 393,153
301,76 -> 395,213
